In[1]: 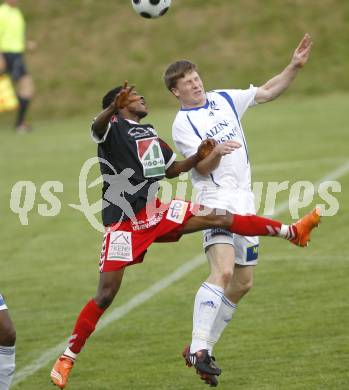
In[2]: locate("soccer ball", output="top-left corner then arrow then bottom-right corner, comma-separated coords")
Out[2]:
131,0 -> 172,19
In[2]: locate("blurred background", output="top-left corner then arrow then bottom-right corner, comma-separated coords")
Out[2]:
1,0 -> 349,121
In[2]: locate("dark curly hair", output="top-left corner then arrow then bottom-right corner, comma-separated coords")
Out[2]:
102,86 -> 123,109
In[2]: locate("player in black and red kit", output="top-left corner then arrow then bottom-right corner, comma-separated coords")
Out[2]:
50,83 -> 320,389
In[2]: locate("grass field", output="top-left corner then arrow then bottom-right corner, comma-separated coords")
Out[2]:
1,94 -> 349,389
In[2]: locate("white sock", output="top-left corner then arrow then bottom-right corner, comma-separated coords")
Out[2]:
0,345 -> 15,390
190,282 -> 224,354
210,296 -> 237,354
279,224 -> 296,240
63,347 -> 77,361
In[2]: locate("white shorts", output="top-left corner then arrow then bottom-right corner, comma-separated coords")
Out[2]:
203,229 -> 259,266
197,186 -> 259,265
0,294 -> 8,311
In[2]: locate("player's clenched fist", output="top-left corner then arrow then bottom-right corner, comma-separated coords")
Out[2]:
114,81 -> 141,110
197,138 -> 217,159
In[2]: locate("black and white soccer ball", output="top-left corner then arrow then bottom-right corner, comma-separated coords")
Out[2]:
131,0 -> 172,19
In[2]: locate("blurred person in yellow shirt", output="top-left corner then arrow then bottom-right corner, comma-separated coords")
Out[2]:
0,0 -> 34,133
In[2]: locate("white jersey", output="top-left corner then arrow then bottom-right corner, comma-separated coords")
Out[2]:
0,294 -> 7,311
172,86 -> 257,214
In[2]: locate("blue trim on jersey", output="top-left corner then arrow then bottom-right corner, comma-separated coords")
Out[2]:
217,91 -> 250,163
239,132 -> 250,163
217,92 -> 241,126
180,100 -> 209,111
186,113 -> 220,187
186,114 -> 202,140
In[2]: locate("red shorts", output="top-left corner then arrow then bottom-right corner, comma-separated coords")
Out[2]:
99,199 -> 197,272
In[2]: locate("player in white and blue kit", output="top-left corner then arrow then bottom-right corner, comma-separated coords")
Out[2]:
164,34 -> 313,386
0,294 -> 16,389
172,85 -> 259,256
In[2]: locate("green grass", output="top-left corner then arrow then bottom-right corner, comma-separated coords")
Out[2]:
1,94 -> 349,389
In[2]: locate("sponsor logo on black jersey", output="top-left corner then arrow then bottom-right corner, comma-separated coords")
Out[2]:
128,126 -> 157,139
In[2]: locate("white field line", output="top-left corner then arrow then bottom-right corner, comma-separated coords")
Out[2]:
12,159 -> 349,387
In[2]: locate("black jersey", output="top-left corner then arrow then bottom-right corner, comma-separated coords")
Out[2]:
91,116 -> 176,226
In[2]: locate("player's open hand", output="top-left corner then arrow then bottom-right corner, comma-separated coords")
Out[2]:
114,81 -> 141,110
292,33 -> 312,68
197,138 -> 217,160
213,140 -> 241,156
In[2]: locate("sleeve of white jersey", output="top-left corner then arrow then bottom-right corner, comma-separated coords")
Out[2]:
172,114 -> 202,158
225,85 -> 258,119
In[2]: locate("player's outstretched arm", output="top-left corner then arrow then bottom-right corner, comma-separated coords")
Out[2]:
255,33 -> 313,104
165,139 -> 217,179
92,102 -> 117,137
93,81 -> 140,137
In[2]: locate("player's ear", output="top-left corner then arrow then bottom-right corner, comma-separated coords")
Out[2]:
171,87 -> 180,99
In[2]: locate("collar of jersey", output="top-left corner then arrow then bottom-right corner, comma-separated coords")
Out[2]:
124,119 -> 139,124
180,99 -> 209,111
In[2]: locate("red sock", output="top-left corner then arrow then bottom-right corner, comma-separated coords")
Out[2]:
230,214 -> 283,236
68,299 -> 105,354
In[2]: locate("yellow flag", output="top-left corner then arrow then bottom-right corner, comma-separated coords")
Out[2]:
0,74 -> 18,112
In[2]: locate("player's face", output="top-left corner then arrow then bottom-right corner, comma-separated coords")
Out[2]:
127,90 -> 148,120
171,71 -> 206,108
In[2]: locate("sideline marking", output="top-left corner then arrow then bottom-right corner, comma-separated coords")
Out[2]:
12,160 -> 349,386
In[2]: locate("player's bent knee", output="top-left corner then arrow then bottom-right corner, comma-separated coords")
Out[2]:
237,279 -> 253,296
221,270 -> 234,288
94,288 -> 116,309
